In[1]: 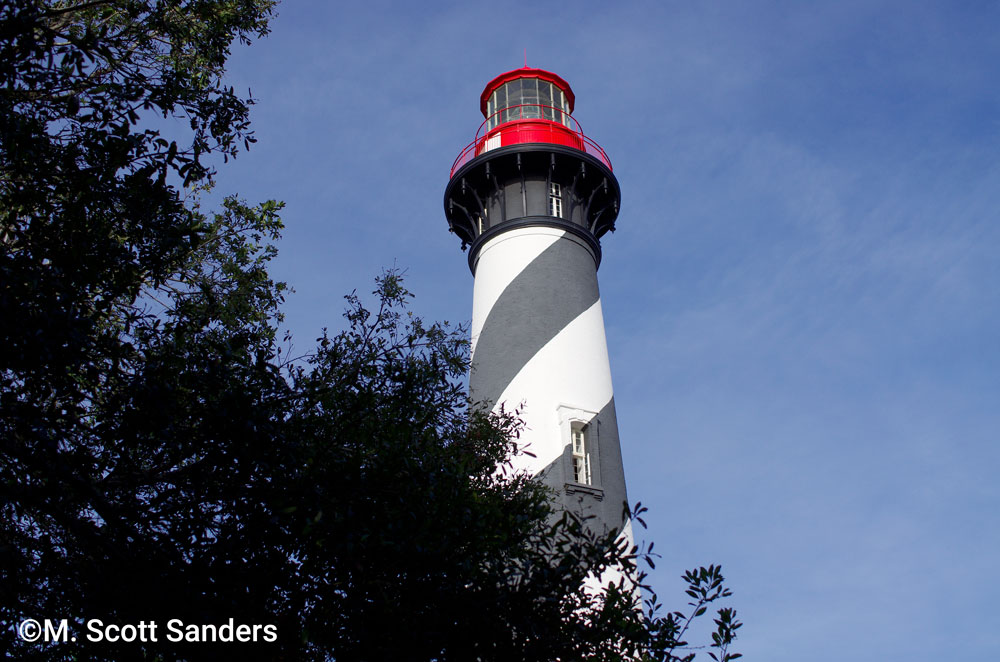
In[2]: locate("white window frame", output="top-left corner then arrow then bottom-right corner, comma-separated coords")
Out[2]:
556,404 -> 602,491
549,182 -> 562,218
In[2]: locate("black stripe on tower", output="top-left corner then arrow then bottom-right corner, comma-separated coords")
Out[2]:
469,236 -> 600,411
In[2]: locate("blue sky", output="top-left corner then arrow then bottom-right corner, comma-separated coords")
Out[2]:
207,1 -> 1000,659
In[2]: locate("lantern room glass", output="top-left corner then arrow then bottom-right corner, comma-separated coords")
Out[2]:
487,77 -> 571,131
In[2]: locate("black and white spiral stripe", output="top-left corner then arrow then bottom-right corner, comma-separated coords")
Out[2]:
469,225 -> 631,542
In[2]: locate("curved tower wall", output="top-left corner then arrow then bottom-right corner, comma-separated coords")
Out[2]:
470,226 -> 628,530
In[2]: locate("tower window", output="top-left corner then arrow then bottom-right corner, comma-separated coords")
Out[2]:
549,182 -> 563,218
572,427 -> 591,485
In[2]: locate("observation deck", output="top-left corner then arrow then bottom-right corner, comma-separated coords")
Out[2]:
449,105 -> 612,178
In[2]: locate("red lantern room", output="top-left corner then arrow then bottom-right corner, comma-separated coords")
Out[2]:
444,67 -> 621,270
450,67 -> 612,177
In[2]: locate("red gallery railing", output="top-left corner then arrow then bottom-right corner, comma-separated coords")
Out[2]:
450,104 -> 613,178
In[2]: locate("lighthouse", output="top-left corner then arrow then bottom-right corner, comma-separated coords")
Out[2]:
444,67 -> 629,542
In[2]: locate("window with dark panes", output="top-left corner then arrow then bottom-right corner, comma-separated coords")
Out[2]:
489,85 -> 505,130
504,79 -> 521,123
522,77 -> 540,119
539,81 -> 554,121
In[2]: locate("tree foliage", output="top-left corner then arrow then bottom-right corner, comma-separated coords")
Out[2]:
1,2 -> 740,660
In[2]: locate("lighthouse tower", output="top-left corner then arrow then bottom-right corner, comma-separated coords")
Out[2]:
444,67 -> 629,540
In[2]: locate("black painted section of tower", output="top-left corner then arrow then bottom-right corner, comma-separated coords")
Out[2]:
443,143 -> 622,270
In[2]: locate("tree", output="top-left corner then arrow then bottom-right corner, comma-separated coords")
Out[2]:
1,2 -> 740,660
